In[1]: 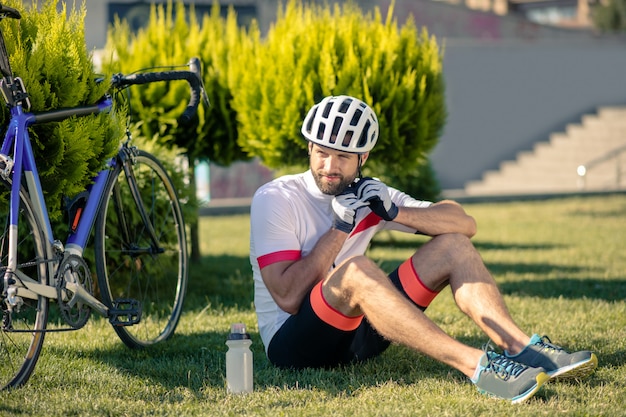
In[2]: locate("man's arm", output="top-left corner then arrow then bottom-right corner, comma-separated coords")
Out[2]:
260,228 -> 348,315
353,178 -> 476,237
394,200 -> 477,238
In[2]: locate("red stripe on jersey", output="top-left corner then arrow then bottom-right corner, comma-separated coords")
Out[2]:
258,250 -> 302,269
351,211 -> 383,236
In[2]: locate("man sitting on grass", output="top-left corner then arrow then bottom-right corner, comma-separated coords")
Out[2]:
249,95 -> 597,403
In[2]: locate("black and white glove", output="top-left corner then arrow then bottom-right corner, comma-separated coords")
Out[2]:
331,186 -> 368,233
354,177 -> 399,221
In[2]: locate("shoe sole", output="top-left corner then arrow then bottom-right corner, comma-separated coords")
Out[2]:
511,371 -> 550,404
548,353 -> 598,380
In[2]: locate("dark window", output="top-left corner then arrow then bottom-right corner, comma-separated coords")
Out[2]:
108,2 -> 257,32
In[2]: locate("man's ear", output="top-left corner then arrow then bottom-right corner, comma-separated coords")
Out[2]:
308,142 -> 313,155
359,152 -> 370,166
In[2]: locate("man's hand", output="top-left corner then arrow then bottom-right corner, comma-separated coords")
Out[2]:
354,177 -> 399,221
331,186 -> 368,233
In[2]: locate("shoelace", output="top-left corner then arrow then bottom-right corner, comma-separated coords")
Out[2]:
535,335 -> 564,354
482,341 -> 529,381
486,352 -> 529,381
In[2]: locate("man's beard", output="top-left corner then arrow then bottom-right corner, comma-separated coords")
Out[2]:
312,169 -> 356,195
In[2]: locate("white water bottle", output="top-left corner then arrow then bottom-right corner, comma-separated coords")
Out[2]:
225,323 -> 253,394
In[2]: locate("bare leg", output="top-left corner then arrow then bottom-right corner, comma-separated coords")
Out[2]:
322,233 -> 532,377
412,233 -> 530,354
323,255 -> 482,378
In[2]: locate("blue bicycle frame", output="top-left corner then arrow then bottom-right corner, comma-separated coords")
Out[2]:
1,93 -> 114,316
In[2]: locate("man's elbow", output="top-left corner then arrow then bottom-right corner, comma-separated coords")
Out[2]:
465,216 -> 477,238
278,299 -> 301,315
271,293 -> 302,315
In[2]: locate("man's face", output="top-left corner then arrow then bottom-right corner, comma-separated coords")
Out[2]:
309,143 -> 362,195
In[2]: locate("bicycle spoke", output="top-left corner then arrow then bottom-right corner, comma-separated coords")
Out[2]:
95,150 -> 187,348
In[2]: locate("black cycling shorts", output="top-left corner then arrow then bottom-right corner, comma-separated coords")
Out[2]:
267,258 -> 438,369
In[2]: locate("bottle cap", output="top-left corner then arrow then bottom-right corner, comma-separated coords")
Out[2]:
228,323 -> 251,340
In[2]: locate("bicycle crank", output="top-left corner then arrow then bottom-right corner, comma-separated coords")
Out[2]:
56,254 -> 92,329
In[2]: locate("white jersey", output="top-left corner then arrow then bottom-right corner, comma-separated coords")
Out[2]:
249,170 -> 432,351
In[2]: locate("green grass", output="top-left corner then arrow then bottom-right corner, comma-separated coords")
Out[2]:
1,194 -> 626,416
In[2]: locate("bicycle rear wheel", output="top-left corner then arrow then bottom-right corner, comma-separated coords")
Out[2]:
95,150 -> 188,348
0,178 -> 49,390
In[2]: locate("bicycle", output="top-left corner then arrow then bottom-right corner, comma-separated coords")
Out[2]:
0,4 -> 207,389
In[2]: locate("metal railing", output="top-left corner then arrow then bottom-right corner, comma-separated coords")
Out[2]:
577,143 -> 626,191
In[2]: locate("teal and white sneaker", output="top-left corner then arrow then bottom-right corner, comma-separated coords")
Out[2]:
473,350 -> 549,404
505,334 -> 598,380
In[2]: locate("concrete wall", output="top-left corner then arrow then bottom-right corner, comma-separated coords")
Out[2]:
369,0 -> 626,190
82,0 -> 626,192
436,38 -> 626,190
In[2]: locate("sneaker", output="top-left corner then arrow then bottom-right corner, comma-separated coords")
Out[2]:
473,350 -> 549,404
506,334 -> 598,380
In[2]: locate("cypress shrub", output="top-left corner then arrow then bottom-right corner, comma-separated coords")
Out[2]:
592,0 -> 626,32
231,0 -> 446,199
103,1 -> 251,260
1,0 -> 123,220
104,1 -> 248,166
104,0 -> 446,201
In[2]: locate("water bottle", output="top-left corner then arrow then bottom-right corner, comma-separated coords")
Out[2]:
225,323 -> 253,394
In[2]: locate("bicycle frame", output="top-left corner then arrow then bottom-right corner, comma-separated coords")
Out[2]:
0,3 -> 202,390
1,94 -> 115,317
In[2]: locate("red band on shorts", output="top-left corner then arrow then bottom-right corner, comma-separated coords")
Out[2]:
309,281 -> 363,331
398,258 -> 438,308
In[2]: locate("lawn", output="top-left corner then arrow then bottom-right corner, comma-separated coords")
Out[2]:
1,194 -> 625,416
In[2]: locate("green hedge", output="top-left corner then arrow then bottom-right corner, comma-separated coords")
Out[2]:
233,0 -> 446,186
105,0 -> 446,200
1,0 -> 123,220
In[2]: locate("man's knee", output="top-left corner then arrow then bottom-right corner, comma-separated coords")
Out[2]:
328,255 -> 386,293
414,233 -> 481,274
340,255 -> 381,278
431,233 -> 476,255
321,256 -> 384,316
432,232 -> 472,245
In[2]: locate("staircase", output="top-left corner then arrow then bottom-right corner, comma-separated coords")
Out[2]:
464,106 -> 626,196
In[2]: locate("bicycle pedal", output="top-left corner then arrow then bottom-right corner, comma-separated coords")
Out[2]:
108,298 -> 142,326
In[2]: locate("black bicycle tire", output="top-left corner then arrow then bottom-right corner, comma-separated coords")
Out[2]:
0,178 -> 49,390
94,150 -> 188,348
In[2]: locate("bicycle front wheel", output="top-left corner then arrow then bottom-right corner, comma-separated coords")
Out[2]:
0,178 -> 49,390
95,150 -> 188,348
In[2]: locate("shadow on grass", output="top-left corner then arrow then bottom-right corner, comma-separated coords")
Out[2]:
496,276 -> 626,301
42,325 -> 620,402
567,204 -> 626,219
75,243 -> 614,396
190,240 -> 624,305
370,237 -> 563,252
377,257 -> 625,301
186,254 -> 254,308
40,330 -> 490,394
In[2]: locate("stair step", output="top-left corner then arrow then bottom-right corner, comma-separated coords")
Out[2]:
464,106 -> 626,196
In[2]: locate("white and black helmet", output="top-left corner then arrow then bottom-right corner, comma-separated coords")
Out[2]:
301,95 -> 379,153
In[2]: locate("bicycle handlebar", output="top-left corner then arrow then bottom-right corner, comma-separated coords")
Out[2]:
111,57 -> 207,123
0,4 -> 21,20
32,58 -> 207,125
